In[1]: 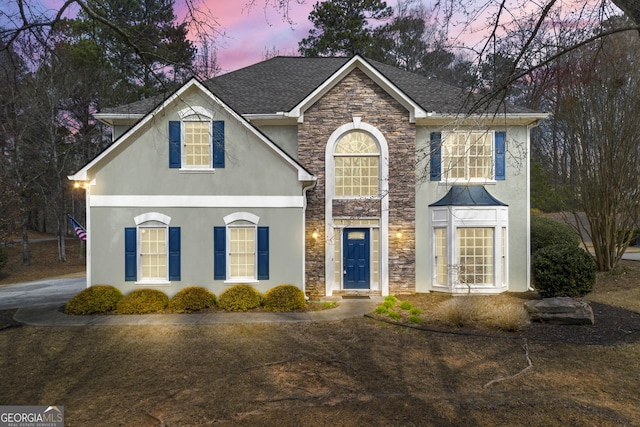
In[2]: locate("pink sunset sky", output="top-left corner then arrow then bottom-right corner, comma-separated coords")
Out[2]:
188,0 -> 400,74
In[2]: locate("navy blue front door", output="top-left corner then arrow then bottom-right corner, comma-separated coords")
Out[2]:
343,229 -> 370,289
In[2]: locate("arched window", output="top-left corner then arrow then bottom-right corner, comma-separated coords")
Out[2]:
334,131 -> 380,197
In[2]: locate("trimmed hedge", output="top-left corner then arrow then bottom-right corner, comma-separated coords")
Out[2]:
217,284 -> 261,312
168,286 -> 216,313
532,244 -> 596,298
263,284 -> 306,312
116,289 -> 169,314
65,285 -> 123,315
531,215 -> 580,254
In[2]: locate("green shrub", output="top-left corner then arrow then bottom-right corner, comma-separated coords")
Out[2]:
531,215 -> 580,254
168,286 -> 216,313
409,315 -> 422,324
382,295 -> 397,309
384,295 -> 398,305
388,311 -> 401,320
262,284 -> 306,311
399,301 -> 413,310
0,245 -> 7,272
217,284 -> 262,311
116,289 -> 169,314
65,285 -> 123,315
375,305 -> 389,315
532,244 -> 596,298
409,307 -> 423,315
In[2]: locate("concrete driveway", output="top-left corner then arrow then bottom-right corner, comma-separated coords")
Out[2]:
0,277 -> 86,310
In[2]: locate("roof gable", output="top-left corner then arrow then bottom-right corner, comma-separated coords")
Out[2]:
286,55 -> 428,123
70,78 -> 315,183
95,56 -> 548,128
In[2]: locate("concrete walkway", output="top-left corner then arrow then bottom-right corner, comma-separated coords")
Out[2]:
13,298 -> 381,326
0,277 -> 381,326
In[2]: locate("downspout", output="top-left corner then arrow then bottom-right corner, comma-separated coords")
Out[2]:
85,183 -> 91,289
302,180 -> 317,299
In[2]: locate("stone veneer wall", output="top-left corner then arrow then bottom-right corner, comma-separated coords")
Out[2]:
298,68 -> 416,298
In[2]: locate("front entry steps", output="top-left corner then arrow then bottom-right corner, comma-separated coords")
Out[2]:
321,290 -> 382,302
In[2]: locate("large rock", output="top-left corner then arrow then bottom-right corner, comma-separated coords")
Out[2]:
524,297 -> 595,325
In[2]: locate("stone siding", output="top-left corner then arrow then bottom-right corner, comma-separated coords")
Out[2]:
298,68 -> 416,298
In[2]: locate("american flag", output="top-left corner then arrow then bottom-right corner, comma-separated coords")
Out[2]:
68,215 -> 87,241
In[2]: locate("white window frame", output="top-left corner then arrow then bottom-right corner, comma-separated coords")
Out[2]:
442,131 -> 495,183
223,212 -> 260,283
178,106 -> 215,171
133,213 -> 172,285
430,206 -> 508,294
182,118 -> 213,170
333,131 -> 381,198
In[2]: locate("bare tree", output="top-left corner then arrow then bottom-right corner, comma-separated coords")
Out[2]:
552,26 -> 640,270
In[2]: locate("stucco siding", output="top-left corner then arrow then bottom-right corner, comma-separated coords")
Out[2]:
89,206 -> 304,298
415,125 -> 531,293
90,89 -> 302,197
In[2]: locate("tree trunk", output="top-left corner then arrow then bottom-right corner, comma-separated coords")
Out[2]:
57,215 -> 66,262
21,213 -> 30,266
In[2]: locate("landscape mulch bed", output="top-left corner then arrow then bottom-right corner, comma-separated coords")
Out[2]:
521,302 -> 640,345
3,301 -> 640,346
372,301 -> 640,346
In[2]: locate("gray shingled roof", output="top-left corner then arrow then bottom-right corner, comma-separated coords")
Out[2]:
100,56 -> 533,116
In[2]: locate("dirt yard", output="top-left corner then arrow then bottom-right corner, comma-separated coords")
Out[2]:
1,240 -> 640,426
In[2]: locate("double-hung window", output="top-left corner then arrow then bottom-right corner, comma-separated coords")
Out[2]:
184,121 -> 211,167
214,213 -> 269,282
430,131 -> 506,182
229,225 -> 256,280
125,213 -> 180,283
444,132 -> 493,181
140,226 -> 167,280
169,112 -> 225,170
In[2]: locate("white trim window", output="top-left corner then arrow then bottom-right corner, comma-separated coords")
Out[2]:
443,131 -> 493,181
334,131 -> 380,197
430,205 -> 508,294
125,213 -> 180,284
139,225 -> 168,281
183,120 -> 211,168
457,227 -> 494,286
228,224 -> 257,281
169,107 -> 225,170
214,212 -> 269,283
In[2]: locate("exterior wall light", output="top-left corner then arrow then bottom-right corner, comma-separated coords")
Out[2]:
396,231 -> 403,239
73,181 -> 92,189
312,230 -> 319,239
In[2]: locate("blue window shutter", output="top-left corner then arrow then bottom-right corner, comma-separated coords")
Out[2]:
169,121 -> 181,168
214,226 -> 226,280
168,227 -> 181,281
257,226 -> 269,280
430,132 -> 442,181
212,120 -> 225,168
124,228 -> 137,281
495,131 -> 506,180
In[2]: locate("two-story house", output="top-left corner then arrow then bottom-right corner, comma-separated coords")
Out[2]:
69,56 -> 546,299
